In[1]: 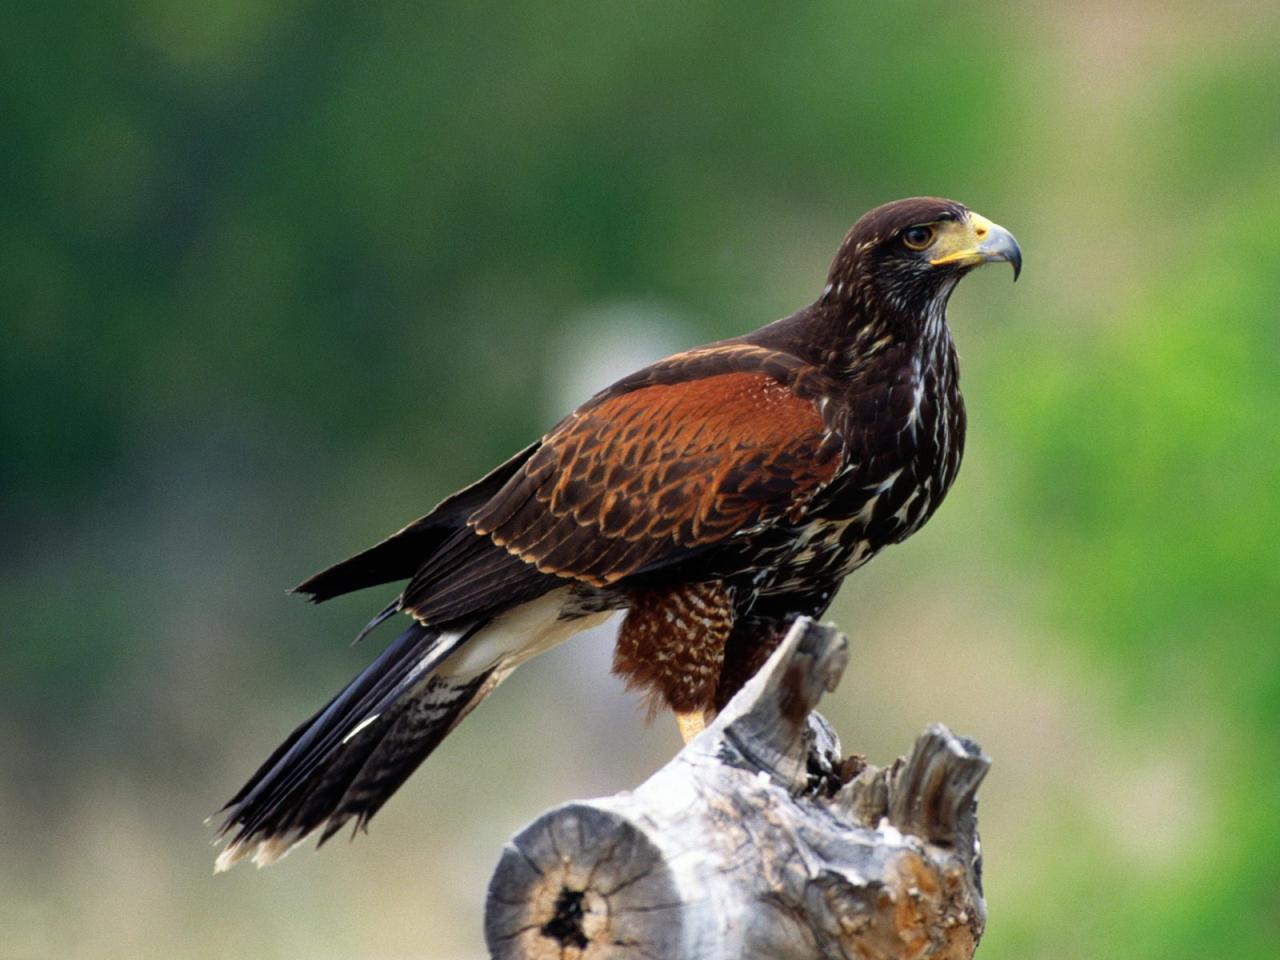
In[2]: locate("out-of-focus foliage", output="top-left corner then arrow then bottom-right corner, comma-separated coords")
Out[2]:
2,2 -> 1277,957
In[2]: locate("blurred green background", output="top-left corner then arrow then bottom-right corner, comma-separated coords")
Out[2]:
3,2 -> 1278,957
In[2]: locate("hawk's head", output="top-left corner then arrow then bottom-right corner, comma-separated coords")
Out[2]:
827,197 -> 1021,317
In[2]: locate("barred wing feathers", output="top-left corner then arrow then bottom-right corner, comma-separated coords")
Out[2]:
422,366 -> 843,604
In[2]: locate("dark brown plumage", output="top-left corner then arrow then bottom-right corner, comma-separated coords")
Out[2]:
214,197 -> 1021,870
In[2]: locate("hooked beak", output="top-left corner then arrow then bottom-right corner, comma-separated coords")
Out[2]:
931,212 -> 1022,281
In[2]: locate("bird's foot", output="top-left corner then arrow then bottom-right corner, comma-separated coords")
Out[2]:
675,710 -> 706,744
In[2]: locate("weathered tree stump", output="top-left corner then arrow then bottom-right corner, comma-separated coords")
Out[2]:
485,618 -> 990,959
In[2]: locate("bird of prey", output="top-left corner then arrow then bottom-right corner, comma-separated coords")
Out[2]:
214,197 -> 1020,870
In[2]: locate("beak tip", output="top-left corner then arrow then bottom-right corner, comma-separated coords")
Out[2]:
997,231 -> 1022,282
973,218 -> 1022,283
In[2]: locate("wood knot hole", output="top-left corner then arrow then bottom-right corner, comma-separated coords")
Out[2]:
540,886 -> 590,950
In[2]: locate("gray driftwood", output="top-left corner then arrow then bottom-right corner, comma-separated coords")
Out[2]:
485,618 -> 990,959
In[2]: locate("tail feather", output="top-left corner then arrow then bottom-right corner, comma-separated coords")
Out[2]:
320,669 -> 499,842
215,584 -> 593,871
214,620 -> 489,870
224,619 -> 448,816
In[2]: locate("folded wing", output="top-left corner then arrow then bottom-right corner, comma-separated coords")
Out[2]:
401,368 -> 843,622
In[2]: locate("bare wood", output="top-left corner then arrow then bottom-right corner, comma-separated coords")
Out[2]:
485,618 -> 991,959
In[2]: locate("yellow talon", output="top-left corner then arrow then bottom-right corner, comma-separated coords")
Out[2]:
676,711 -> 706,744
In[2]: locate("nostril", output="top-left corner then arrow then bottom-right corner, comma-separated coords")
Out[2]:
975,225 -> 988,239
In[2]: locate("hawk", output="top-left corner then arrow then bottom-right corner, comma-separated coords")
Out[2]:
215,197 -> 1020,870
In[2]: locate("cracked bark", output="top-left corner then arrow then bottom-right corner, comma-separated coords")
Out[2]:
485,618 -> 991,959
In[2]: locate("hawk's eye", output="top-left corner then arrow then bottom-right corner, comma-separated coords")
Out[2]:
902,225 -> 935,250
